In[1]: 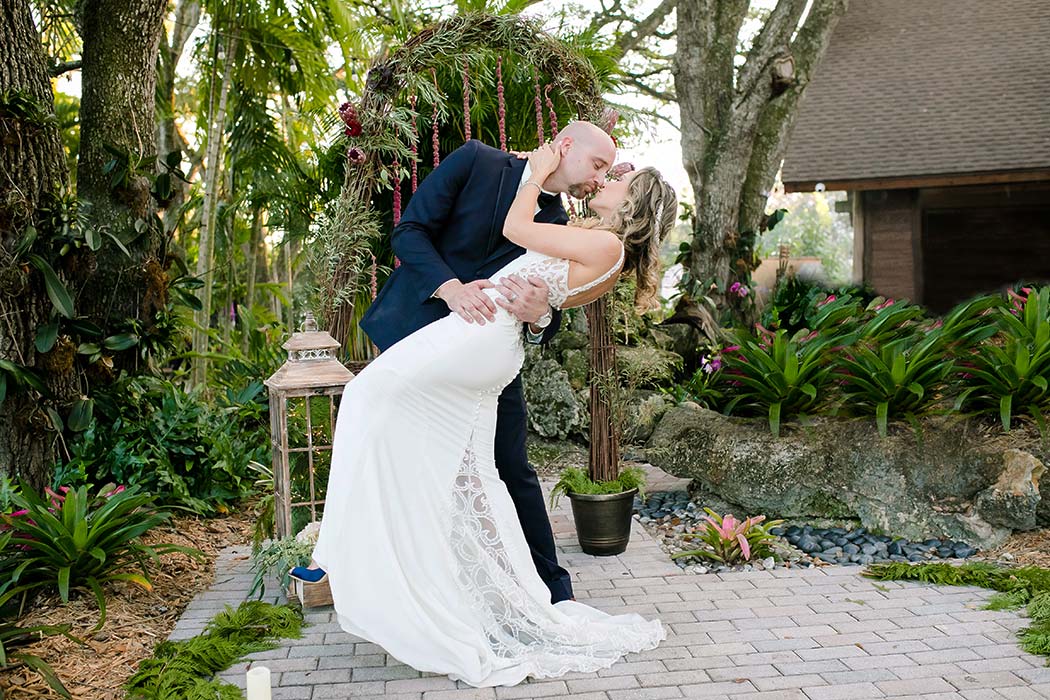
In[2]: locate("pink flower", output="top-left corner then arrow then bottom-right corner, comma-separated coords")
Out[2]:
609,162 -> 635,180
346,147 -> 366,165
737,533 -> 751,560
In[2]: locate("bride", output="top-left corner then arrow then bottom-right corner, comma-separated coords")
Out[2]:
310,143 -> 677,687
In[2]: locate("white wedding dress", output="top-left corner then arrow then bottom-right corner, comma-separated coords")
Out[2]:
311,248 -> 665,687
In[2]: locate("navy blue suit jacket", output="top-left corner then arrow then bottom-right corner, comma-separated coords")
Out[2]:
361,140 -> 568,352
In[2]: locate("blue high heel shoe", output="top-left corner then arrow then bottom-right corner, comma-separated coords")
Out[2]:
289,565 -> 328,584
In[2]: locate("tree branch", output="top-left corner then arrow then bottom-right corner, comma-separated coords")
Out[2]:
737,0 -> 849,234
622,76 -> 676,102
49,59 -> 81,76
735,0 -> 807,100
612,0 -> 677,59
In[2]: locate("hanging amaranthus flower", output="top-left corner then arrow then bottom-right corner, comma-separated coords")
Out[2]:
370,252 -> 378,300
533,68 -> 544,143
544,84 -> 558,140
409,94 -> 419,193
431,68 -> 441,168
496,56 -> 507,151
339,102 -> 362,137
462,59 -> 472,141
392,159 -> 402,227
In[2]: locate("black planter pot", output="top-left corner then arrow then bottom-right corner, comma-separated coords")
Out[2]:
567,488 -> 638,556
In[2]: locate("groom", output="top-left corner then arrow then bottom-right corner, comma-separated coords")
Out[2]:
361,121 -> 616,603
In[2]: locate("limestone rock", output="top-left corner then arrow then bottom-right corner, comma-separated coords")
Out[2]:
521,351 -> 585,440
647,407 -> 1045,549
975,449 -> 1045,530
623,391 -> 671,445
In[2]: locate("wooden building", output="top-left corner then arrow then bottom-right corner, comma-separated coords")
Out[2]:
781,0 -> 1050,312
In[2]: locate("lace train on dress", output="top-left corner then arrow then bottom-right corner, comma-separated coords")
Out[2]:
311,250 -> 664,687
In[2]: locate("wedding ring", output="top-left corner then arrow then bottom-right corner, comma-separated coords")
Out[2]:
506,292 -> 518,302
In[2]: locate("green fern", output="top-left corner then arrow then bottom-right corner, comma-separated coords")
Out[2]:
864,561 -> 1050,664
125,601 -> 302,699
986,589 -> 1031,611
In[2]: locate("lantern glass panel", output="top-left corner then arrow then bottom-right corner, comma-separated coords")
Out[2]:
287,397 -> 309,449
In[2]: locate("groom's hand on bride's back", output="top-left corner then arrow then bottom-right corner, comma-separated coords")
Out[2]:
436,279 -> 498,325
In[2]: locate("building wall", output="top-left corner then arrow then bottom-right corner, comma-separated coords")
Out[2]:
861,189 -> 920,303
860,183 -> 1050,311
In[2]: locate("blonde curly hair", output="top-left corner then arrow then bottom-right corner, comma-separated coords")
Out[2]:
574,167 -> 677,312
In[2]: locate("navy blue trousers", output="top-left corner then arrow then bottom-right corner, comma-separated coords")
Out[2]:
495,374 -> 574,603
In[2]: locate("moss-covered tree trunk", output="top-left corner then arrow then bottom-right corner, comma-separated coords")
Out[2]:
0,0 -> 73,486
675,0 -> 847,315
76,0 -> 168,332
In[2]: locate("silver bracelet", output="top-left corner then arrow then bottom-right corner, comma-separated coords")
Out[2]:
520,180 -> 543,194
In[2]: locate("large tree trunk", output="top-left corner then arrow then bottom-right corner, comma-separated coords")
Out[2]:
675,0 -> 847,316
157,0 -> 201,235
76,0 -> 168,333
0,0 -> 73,486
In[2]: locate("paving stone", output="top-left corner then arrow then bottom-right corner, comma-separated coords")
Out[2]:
163,472 -> 1045,700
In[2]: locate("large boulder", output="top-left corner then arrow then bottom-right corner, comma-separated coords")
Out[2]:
623,391 -> 671,445
521,347 -> 586,440
647,406 -> 1047,549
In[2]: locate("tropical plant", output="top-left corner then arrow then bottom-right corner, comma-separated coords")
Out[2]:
60,375 -> 269,512
661,345 -> 725,410
548,466 -> 646,509
722,327 -> 843,437
831,294 -> 1001,436
672,509 -> 784,566
0,483 -> 198,627
956,287 -> 1050,431
0,531 -> 77,698
248,534 -> 315,599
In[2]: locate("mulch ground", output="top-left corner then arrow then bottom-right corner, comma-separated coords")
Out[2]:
0,504 -> 255,699
981,527 -> 1050,569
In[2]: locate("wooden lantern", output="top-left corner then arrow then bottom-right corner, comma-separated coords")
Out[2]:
264,311 -> 355,540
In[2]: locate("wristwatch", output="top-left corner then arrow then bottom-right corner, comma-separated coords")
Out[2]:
534,309 -> 553,329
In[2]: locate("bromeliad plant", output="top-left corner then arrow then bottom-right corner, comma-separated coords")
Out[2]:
834,295 -> 1002,437
672,509 -> 784,566
0,483 -> 200,627
955,286 -> 1050,431
722,327 -> 844,437
0,530 -> 77,699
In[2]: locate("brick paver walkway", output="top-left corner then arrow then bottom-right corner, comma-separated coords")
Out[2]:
172,474 -> 1050,700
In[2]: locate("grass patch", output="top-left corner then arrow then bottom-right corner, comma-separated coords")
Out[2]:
125,600 -> 303,699
864,561 -> 1050,660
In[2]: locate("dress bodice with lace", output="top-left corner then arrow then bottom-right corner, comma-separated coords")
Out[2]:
489,247 -> 625,309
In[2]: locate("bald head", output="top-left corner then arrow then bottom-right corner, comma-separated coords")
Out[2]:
546,121 -> 617,199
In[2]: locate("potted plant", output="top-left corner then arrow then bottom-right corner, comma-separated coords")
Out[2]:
550,466 -> 646,556
549,294 -> 648,556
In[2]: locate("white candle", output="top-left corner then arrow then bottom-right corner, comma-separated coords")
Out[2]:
246,666 -> 272,700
